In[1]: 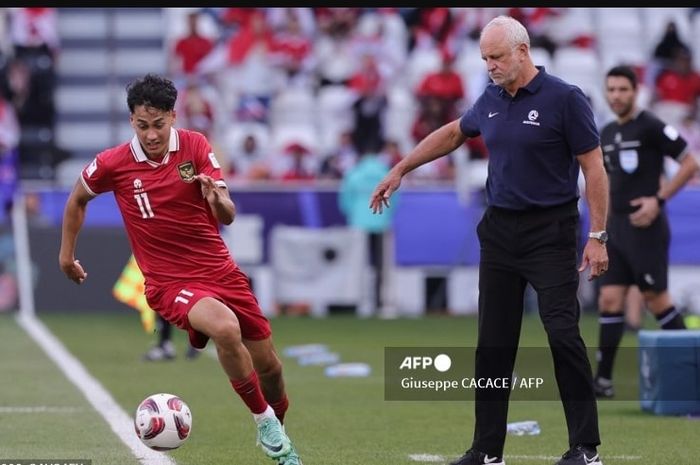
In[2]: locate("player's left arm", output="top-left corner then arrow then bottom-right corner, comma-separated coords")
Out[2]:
195,174 -> 235,225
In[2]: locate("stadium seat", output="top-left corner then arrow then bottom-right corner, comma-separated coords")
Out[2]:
594,8 -> 647,69
547,7 -> 595,47
113,48 -> 167,76
551,46 -> 602,94
651,101 -> 692,129
55,8 -> 165,166
55,85 -> 112,115
57,49 -> 110,77
384,85 -> 418,153
529,46 -> 552,70
316,85 -> 356,153
56,9 -> 109,40
56,122 -> 112,153
269,87 -> 317,128
404,45 -> 443,91
692,12 -> 700,73
223,122 -> 272,162
454,42 -> 489,106
270,123 -> 319,155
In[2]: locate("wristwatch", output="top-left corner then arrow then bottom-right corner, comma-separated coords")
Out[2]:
588,230 -> 608,244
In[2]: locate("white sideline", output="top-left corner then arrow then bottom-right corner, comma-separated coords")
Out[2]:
17,314 -> 177,465
408,453 -> 643,462
0,406 -> 83,413
507,455 -> 643,461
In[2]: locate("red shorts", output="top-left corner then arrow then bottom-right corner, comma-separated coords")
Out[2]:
145,266 -> 271,349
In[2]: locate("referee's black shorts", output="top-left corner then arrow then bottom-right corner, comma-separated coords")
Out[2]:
599,211 -> 670,292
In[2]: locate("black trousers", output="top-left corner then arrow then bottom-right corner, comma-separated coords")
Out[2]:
471,200 -> 600,456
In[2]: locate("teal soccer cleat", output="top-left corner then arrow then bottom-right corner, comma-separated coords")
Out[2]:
278,444 -> 303,465
256,416 -> 292,458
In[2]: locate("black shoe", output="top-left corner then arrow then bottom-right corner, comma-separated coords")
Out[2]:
142,341 -> 176,361
593,377 -> 614,399
555,445 -> 603,465
449,449 -> 505,465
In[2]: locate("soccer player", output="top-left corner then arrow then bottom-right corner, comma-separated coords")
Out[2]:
593,65 -> 699,398
59,74 -> 302,465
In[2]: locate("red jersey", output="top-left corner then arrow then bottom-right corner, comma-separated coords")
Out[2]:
81,128 -> 236,287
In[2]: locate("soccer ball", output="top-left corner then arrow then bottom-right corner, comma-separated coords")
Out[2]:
134,393 -> 192,451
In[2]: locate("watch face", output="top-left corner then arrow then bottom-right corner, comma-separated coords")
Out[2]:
590,231 -> 608,243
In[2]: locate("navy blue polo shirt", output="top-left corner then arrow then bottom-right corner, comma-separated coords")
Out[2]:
459,66 -> 600,210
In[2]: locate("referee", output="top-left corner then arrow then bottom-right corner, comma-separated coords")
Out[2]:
370,16 -> 608,465
593,65 -> 699,398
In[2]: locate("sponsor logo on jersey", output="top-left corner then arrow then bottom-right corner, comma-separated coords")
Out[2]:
178,161 -> 196,182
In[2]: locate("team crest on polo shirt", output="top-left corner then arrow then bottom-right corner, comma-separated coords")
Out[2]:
522,109 -> 540,126
178,161 -> 196,182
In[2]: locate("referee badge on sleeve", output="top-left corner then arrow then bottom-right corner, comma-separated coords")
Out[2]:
178,161 -> 196,182
619,149 -> 638,173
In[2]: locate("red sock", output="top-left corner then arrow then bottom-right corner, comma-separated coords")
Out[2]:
230,371 -> 268,415
269,394 -> 289,424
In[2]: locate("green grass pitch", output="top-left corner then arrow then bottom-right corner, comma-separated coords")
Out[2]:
1,311 -> 697,465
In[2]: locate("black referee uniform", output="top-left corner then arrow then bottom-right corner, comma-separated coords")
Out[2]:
600,110 -> 688,293
593,106 -> 691,392
459,67 -> 601,457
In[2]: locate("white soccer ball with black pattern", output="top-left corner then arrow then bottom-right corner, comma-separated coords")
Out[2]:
134,393 -> 192,451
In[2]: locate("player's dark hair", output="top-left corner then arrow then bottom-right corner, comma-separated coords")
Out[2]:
126,74 -> 178,113
606,65 -> 637,89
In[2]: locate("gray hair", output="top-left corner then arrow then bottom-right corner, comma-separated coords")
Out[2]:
481,15 -> 530,48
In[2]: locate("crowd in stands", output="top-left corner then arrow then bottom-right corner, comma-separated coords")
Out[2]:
0,7 -> 60,220
166,7 -> 700,187
0,7 -> 700,208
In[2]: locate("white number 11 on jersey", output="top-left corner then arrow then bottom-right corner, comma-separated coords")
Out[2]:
134,192 -> 155,218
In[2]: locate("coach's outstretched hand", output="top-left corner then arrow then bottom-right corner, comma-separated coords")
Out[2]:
369,169 -> 402,214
